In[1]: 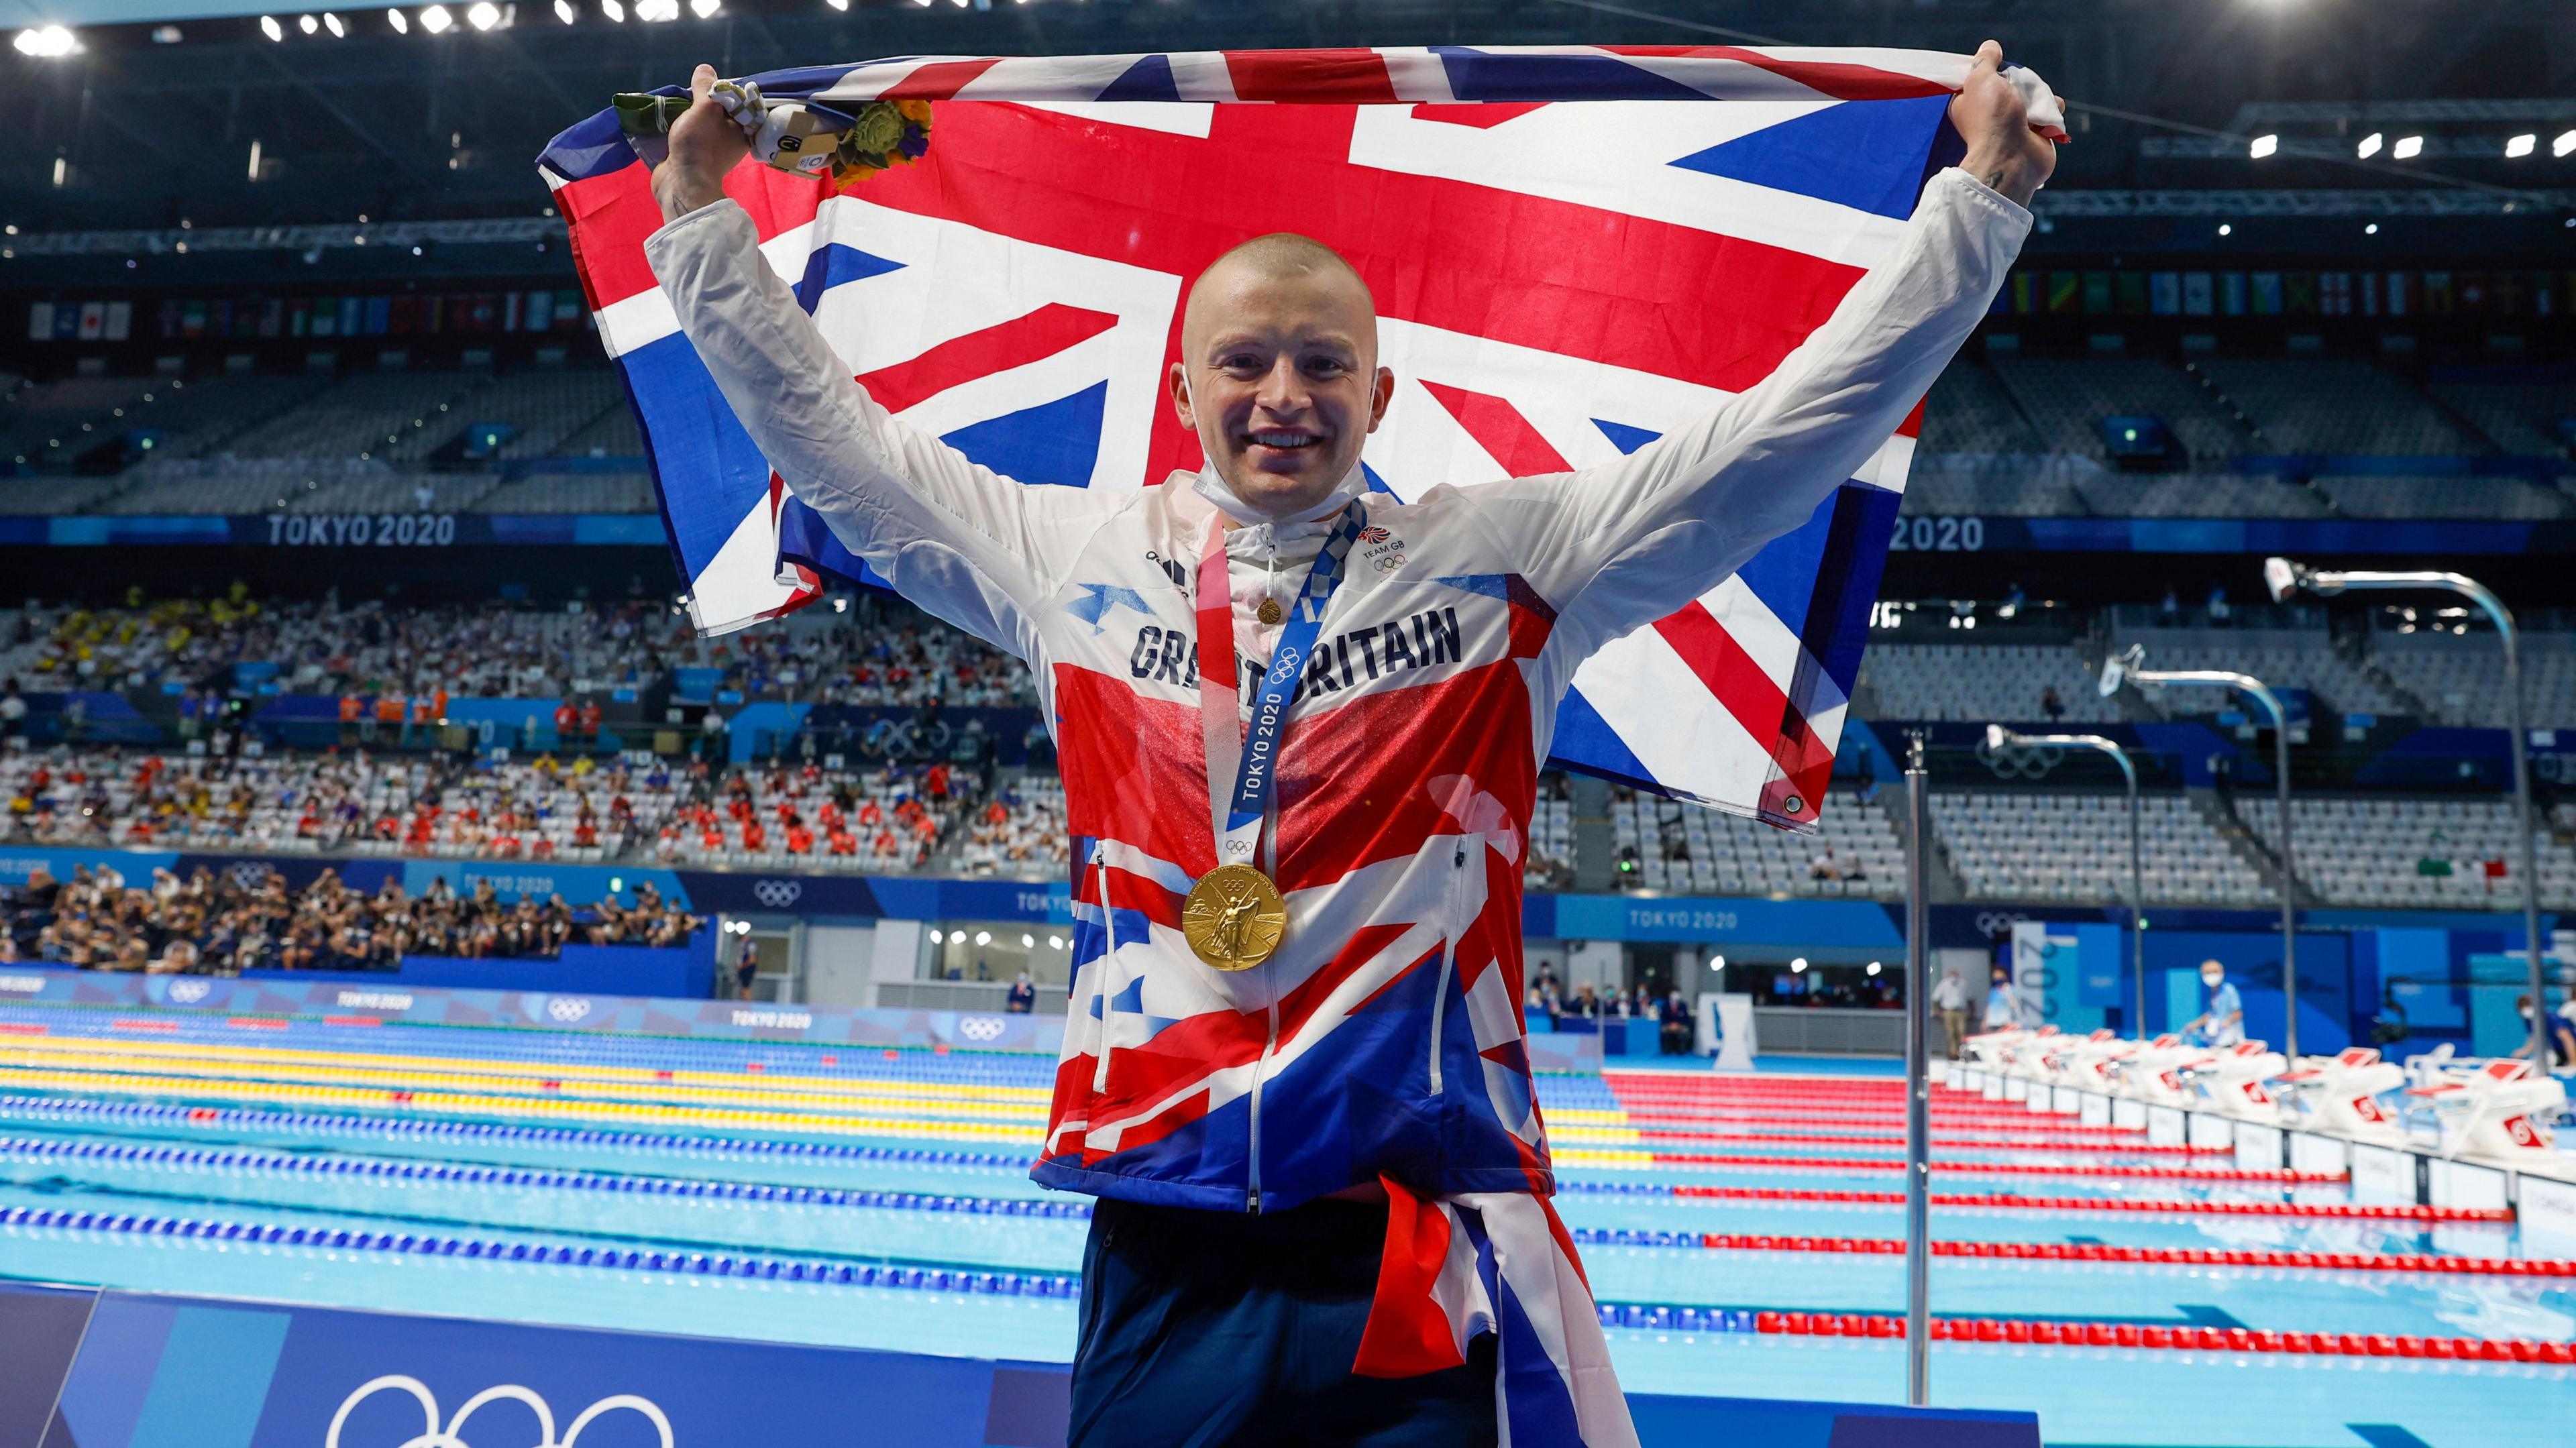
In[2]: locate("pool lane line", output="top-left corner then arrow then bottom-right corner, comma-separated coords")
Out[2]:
1573,1228 -> 2571,1278
3,1201 -> 2565,1366
1649,1183 -> 2509,1223
0,1093 -> 1040,1169
0,1095 -> 2443,1215
1640,1153 -> 2346,1183
0,1132 -> 1081,1217
0,1068 -> 1049,1143
1623,1127 -> 2229,1155
25,1128 -> 2529,1279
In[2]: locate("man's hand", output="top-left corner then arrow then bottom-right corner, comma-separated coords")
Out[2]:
1949,40 -> 2057,208
652,63 -> 749,223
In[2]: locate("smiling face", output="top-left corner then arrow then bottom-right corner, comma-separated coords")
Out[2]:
1170,235 -> 1395,521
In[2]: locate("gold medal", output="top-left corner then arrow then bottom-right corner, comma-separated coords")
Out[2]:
1181,863 -> 1289,972
1256,597 -> 1284,627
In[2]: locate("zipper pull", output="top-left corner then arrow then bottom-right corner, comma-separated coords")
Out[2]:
1246,1187 -> 1263,1214
1454,846 -> 1466,868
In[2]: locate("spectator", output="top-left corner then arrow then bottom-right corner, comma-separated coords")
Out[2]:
2181,958 -> 2243,1046
1983,964 -> 2019,1033
2040,685 -> 2065,723
1007,970 -> 1036,1014
733,938 -> 759,1000
1931,966 -> 1968,1059
1657,987 -> 1693,1056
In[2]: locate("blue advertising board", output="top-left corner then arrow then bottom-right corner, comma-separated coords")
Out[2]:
0,1282 -> 2041,1448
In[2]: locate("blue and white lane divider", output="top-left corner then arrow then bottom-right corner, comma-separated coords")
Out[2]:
0,1093 -> 1036,1168
0,1133 -> 1081,1215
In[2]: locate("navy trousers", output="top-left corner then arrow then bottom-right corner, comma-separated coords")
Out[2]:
1068,1196 -> 1499,1448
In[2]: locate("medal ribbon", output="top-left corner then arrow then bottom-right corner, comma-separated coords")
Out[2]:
1191,501 -> 1369,875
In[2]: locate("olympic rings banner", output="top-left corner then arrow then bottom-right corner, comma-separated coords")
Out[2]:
0,1282 -> 2041,1448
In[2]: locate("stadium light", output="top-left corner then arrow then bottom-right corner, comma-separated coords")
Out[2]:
1991,724 -> 2147,1042
2506,133 -> 2536,159
1020,934 -> 1034,948
323,11 -> 345,34
2265,559 -> 2548,1069
974,930 -> 991,946
553,0 -> 574,18
635,0 -> 677,18
601,0 -> 623,18
2364,223 -> 2378,235
929,930 -> 943,944
297,13 -> 317,32
2248,133 -> 2277,159
419,5 -> 453,33
1866,962 -> 1882,977
247,138 -> 263,180
13,25 -> 76,56
386,7 -> 408,32
2557,130 -> 2576,158
2355,132 -> 2382,159
2216,223 -> 2232,237
2103,646 -> 2302,1059
2392,135 -> 2423,160
689,0 -> 720,15
464,1 -> 500,29
825,0 -> 848,7
1789,957 -> 1808,973
259,14 -> 285,40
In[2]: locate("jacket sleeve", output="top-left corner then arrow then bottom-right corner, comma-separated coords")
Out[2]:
644,199 -> 1102,659
1458,168 -> 2031,660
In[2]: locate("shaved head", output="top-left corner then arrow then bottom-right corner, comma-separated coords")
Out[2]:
1171,233 -> 1392,520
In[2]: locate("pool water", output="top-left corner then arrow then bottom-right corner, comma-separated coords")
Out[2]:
1,1005 -> 2568,1448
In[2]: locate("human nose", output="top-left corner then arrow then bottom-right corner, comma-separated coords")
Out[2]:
1252,357 -> 1311,416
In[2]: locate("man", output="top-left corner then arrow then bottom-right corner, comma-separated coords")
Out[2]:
647,44 -> 2049,1445
2184,958 -> 2245,1047
1931,966 -> 1969,1060
1984,961 -> 2021,1034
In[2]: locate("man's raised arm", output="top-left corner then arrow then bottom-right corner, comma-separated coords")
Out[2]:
1481,42 -> 2054,659
643,64 -> 1093,657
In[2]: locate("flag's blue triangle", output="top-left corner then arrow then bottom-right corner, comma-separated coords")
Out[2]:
1591,419 -> 1662,456
1099,53 -> 1183,102
937,382 -> 1108,490
1668,95 -> 1949,220
1360,461 -> 1399,495
794,243 -> 905,313
1549,685 -> 1657,788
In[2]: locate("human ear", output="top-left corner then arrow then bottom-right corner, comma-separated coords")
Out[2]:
1168,361 -> 1197,431
1365,366 -> 1395,434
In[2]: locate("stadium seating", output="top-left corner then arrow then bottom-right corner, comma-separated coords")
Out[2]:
1856,642 -> 2118,724
2071,472 -> 2332,518
2106,627 -> 2410,719
2197,359 -> 2478,455
1988,357 -> 2249,463
2369,628 -> 2576,728
2422,371 -> 2576,458
473,473 -> 657,514
1613,789 -> 1906,900
1933,791 -> 2274,906
2310,474 -> 2573,520
956,774 -> 1071,877
1917,359 -> 2041,455
2232,795 -> 2576,909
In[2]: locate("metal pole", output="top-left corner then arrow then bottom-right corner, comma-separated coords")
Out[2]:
1902,729 -> 1931,1405
2261,564 -> 2549,1064
2123,669 -> 2298,1058
1994,728 -> 2148,1040
2122,749 -> 2146,1043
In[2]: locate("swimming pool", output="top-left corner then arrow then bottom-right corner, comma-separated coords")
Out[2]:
1,1003 -> 2568,1447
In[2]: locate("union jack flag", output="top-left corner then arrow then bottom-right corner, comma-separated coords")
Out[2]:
539,44 -> 2056,822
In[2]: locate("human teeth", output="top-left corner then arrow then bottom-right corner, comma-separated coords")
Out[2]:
1252,432 -> 1315,447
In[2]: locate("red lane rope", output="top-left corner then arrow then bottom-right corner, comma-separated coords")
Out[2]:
1680,1233 -> 2572,1278
1735,1311 -> 2575,1362
1626,1127 -> 2226,1156
1664,1184 -> 2510,1221
1646,1152 -> 2343,1183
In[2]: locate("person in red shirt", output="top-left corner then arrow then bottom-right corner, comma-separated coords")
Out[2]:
827,826 -> 857,856
742,820 -> 767,852
578,698 -> 604,744
924,763 -> 951,799
552,700 -> 578,744
983,800 -> 1008,827
531,836 -> 557,860
818,799 -> 844,830
338,693 -> 362,746
573,818 -> 600,850
699,823 -> 726,852
786,822 -> 814,854
492,832 -> 522,858
871,828 -> 898,857
857,799 -> 883,828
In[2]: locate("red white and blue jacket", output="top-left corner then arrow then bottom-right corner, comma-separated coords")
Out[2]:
646,166 -> 2028,1217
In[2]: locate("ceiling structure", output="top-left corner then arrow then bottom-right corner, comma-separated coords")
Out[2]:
0,0 -> 2565,286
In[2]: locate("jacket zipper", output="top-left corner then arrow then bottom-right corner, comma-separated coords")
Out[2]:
1088,846 -> 1116,1094
1427,842 -> 1468,1095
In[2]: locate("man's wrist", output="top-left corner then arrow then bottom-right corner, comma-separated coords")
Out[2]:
653,166 -> 728,224
1956,147 -> 2039,208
